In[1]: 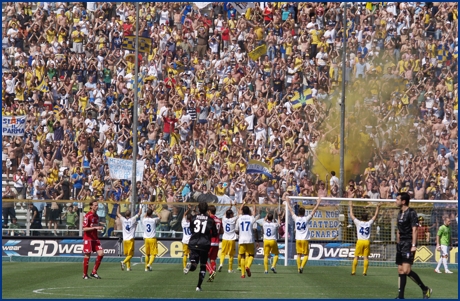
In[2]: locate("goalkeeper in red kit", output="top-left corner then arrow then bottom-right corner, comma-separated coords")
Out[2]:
82,200 -> 105,279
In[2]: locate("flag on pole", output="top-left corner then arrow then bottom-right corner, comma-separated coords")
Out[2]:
122,36 -> 153,54
248,44 -> 267,61
290,87 -> 313,109
131,72 -> 144,98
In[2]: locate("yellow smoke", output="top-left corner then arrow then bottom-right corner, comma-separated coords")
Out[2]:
311,75 -> 404,183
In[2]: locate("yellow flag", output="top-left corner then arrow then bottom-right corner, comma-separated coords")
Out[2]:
248,44 -> 267,61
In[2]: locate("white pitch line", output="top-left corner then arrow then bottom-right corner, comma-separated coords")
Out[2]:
32,287 -> 108,298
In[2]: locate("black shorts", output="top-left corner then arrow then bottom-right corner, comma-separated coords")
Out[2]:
189,246 -> 210,265
395,240 -> 415,265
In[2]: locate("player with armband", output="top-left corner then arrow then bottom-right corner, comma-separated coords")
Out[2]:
142,207 -> 160,272
287,197 -> 321,273
182,205 -> 192,274
237,202 -> 258,278
185,201 -> 218,292
219,201 -> 239,273
349,200 -> 381,276
263,212 -> 279,274
118,205 -> 140,272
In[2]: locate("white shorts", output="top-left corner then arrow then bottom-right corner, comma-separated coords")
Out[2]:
440,245 -> 449,257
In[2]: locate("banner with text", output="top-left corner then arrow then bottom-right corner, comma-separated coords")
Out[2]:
296,205 -> 341,241
246,159 -> 272,178
3,239 -> 456,264
107,158 -> 145,182
2,115 -> 26,136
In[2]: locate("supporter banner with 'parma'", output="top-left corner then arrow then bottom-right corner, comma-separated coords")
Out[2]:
107,157 -> 145,182
2,115 -> 26,136
246,159 -> 272,178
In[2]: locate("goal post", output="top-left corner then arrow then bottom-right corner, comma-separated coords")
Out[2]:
285,196 -> 458,268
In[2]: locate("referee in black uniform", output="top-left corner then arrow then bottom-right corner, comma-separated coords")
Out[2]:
184,201 -> 218,292
395,193 -> 432,299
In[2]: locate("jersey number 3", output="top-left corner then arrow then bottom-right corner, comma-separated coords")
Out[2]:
194,220 -> 208,234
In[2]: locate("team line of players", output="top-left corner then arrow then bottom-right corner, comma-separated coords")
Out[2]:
80,193 -> 453,295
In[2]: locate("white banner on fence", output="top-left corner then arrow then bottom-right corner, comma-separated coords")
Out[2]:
194,2 -> 212,9
229,2 -> 255,14
2,115 -> 26,136
107,157 -> 145,182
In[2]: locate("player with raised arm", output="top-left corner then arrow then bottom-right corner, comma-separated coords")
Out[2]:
287,197 -> 321,273
237,202 -> 258,278
82,200 -> 104,279
182,205 -> 192,274
142,207 -> 160,272
395,193 -> 432,299
219,201 -> 238,273
118,205 -> 140,272
263,212 -> 279,274
435,217 -> 453,274
349,201 -> 381,276
206,204 -> 223,282
185,201 -> 218,292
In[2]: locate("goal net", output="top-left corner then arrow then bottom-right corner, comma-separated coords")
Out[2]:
283,197 -> 458,269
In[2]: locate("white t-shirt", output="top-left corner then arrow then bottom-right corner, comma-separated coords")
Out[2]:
222,215 -> 238,241
5,78 -> 16,94
293,214 -> 313,240
353,218 -> 374,240
237,215 -> 256,244
323,29 -> 336,44
33,179 -> 46,197
121,215 -> 138,240
330,175 -> 339,187
159,10 -> 169,25
316,51 -> 328,66
143,216 -> 159,239
263,221 -> 278,241
245,114 -> 255,131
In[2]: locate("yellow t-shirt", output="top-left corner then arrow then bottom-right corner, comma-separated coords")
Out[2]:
71,30 -> 84,43
310,29 -> 320,44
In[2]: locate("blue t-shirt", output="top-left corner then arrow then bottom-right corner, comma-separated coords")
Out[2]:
71,173 -> 84,189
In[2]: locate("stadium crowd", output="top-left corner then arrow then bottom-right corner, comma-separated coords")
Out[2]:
1,2 -> 458,237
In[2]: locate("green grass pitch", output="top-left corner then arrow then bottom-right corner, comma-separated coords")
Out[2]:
2,262 -> 458,299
